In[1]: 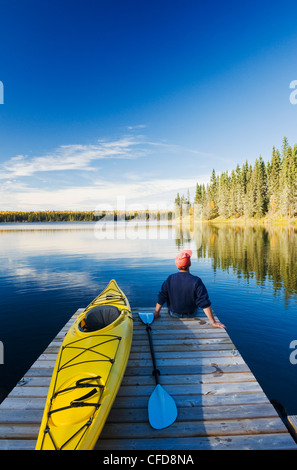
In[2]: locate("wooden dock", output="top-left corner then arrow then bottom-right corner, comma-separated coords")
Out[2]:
0,308 -> 296,450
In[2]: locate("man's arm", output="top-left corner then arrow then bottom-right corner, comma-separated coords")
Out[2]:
203,306 -> 225,329
155,279 -> 169,319
154,302 -> 162,319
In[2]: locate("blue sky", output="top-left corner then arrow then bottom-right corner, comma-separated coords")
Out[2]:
1,0 -> 297,210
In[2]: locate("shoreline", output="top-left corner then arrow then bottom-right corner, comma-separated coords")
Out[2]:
173,214 -> 297,228
0,211 -> 296,228
203,216 -> 297,227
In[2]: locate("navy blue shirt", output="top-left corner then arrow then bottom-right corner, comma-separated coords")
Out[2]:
157,272 -> 211,314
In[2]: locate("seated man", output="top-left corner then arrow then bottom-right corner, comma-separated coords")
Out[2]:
154,249 -> 225,329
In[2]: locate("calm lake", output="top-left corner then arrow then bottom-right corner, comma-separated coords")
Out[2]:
0,220 -> 297,416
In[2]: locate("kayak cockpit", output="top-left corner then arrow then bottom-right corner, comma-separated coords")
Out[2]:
79,305 -> 120,332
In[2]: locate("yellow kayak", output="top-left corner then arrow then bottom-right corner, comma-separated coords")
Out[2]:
35,280 -> 133,450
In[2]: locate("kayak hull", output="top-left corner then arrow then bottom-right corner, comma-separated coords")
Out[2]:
35,280 -> 133,450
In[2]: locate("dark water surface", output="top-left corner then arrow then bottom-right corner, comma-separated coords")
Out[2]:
0,221 -> 297,415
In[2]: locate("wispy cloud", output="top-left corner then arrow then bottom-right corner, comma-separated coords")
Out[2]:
0,133 -> 223,182
0,136 -> 146,180
126,124 -> 147,130
0,132 -> 216,210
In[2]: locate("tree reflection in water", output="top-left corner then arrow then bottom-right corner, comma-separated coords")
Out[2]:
174,222 -> 297,305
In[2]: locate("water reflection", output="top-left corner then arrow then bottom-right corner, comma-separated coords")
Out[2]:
175,222 -> 297,304
1,222 -> 297,303
0,222 -> 297,412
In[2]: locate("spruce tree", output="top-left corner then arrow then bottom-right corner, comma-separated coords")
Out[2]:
237,162 -> 247,216
194,183 -> 202,205
244,164 -> 255,217
279,141 -> 297,218
254,157 -> 267,217
174,193 -> 181,207
208,169 -> 219,218
217,171 -> 230,218
267,146 -> 281,214
229,169 -> 238,217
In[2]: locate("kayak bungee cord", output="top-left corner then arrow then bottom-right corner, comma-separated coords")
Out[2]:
57,335 -> 122,371
40,334 -> 122,450
85,293 -> 127,311
48,375 -> 104,416
45,378 -> 104,450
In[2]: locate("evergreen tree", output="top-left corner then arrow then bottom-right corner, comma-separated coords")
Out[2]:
174,193 -> 181,207
217,171 -> 230,218
207,169 -> 219,218
244,164 -> 255,217
279,140 -> 297,218
200,184 -> 208,219
267,146 -> 281,213
194,183 -> 202,205
229,169 -> 238,217
174,192 -> 181,218
254,156 -> 268,217
201,184 -> 207,211
282,136 -> 290,158
237,162 -> 248,216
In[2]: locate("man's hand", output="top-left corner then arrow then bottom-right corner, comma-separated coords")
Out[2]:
211,320 -> 225,329
154,311 -> 161,320
203,307 -> 225,329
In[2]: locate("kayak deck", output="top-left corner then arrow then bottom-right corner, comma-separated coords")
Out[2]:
0,307 -> 296,450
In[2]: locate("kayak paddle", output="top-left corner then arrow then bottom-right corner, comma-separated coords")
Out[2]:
138,312 -> 154,325
138,312 -> 177,429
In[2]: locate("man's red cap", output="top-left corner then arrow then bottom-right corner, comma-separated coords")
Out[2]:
175,249 -> 192,269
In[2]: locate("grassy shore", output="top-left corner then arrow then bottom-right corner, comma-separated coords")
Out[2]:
173,214 -> 297,227
205,215 -> 297,227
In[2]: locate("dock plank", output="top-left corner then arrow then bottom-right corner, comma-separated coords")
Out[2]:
0,307 -> 296,450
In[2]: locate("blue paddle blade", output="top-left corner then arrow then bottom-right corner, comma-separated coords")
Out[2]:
138,312 -> 154,325
148,384 -> 177,429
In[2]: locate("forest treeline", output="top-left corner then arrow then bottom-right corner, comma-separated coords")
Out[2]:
0,211 -> 101,223
175,137 -> 297,220
0,210 -> 173,223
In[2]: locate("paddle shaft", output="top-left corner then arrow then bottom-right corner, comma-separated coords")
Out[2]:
146,325 -> 160,385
